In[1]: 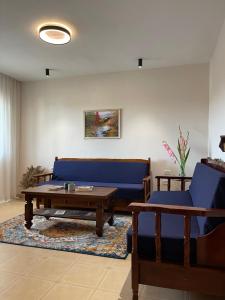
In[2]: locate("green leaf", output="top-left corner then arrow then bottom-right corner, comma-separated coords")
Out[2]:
184,148 -> 191,164
177,139 -> 181,155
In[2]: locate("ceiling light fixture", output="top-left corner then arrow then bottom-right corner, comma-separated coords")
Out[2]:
39,25 -> 71,45
138,58 -> 143,69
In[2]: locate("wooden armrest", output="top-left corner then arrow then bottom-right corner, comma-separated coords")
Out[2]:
33,172 -> 53,178
33,172 -> 53,184
155,175 -> 192,180
143,175 -> 151,182
129,202 -> 225,217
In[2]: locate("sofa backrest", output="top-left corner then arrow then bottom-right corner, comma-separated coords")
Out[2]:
52,158 -> 150,184
189,163 -> 225,234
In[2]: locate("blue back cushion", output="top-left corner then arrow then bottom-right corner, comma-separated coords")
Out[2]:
189,163 -> 225,234
53,160 -> 149,184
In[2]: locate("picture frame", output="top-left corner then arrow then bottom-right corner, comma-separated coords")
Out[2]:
84,109 -> 121,139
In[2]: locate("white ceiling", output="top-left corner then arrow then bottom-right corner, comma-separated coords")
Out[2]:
0,0 -> 225,81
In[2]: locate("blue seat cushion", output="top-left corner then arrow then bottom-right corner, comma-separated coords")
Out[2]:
150,191 -> 193,206
189,163 -> 225,234
127,191 -> 199,264
41,180 -> 144,200
52,160 -> 148,184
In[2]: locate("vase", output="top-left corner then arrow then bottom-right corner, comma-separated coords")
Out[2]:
179,164 -> 186,177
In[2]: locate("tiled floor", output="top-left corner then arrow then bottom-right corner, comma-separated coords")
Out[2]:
0,199 -> 223,300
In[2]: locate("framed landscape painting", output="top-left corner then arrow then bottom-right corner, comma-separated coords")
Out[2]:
84,109 -> 121,138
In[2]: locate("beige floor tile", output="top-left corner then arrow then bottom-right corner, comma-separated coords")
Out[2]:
90,289 -> 121,300
0,276 -> 54,300
4,244 -> 76,261
107,257 -> 131,270
42,283 -> 93,300
9,245 -> 53,258
0,243 -> 21,251
157,287 -> 185,300
115,271 -> 145,300
61,263 -> 107,288
0,200 -> 23,212
140,285 -> 162,299
0,246 -> 21,264
74,253 -> 112,266
187,292 -> 224,300
50,249 -> 78,260
0,254 -> 47,275
27,256 -> 75,281
74,253 -> 131,273
0,272 -> 21,293
98,268 -> 130,292
73,253 -> 131,269
119,274 -> 134,300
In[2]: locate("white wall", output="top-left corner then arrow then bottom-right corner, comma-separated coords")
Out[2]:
209,18 -> 225,160
20,64 -> 209,186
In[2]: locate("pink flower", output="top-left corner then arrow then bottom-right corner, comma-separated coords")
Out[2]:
162,141 -> 177,164
162,127 -> 191,175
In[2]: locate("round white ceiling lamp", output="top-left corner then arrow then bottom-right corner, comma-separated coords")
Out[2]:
39,25 -> 71,45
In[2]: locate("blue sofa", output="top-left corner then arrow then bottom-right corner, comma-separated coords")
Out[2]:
127,160 -> 225,299
35,157 -> 151,210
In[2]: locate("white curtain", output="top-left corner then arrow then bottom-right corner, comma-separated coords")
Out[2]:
0,73 -> 21,201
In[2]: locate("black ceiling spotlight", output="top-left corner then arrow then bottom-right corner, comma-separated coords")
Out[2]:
45,68 -> 50,77
138,58 -> 143,69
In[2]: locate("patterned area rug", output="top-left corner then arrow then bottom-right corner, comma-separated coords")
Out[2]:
0,214 -> 131,259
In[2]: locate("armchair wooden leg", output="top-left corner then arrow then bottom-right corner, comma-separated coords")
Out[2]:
132,211 -> 139,299
132,279 -> 139,300
132,289 -> 138,300
36,198 -> 40,209
132,257 -> 139,299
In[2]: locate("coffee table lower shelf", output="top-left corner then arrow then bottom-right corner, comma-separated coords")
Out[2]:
34,208 -> 113,224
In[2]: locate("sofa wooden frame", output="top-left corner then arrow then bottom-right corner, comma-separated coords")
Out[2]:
129,158 -> 225,300
34,156 -> 151,211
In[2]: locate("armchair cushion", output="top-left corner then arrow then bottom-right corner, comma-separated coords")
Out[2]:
150,191 -> 193,206
189,163 -> 225,234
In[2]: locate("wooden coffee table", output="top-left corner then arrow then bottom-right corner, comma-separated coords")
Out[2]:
22,185 -> 117,237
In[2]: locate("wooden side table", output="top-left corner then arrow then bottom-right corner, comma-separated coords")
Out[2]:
155,175 -> 192,191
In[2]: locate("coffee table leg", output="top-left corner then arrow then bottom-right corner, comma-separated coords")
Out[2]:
108,195 -> 114,226
44,198 -> 51,208
96,202 -> 104,237
108,214 -> 114,226
25,195 -> 33,229
44,198 -> 51,219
